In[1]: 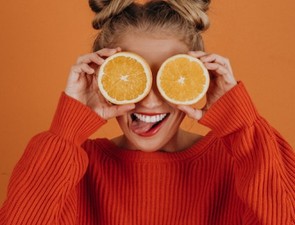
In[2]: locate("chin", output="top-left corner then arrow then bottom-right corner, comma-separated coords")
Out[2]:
125,134 -> 173,152
116,112 -> 183,152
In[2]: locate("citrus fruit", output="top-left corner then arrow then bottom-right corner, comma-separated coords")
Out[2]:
156,54 -> 210,105
97,52 -> 152,105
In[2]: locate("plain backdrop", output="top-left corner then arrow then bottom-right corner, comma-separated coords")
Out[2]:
0,0 -> 295,205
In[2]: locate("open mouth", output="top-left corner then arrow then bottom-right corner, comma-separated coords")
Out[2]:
130,113 -> 170,137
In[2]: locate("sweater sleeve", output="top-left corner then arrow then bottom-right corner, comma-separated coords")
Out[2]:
0,93 -> 106,225
199,82 -> 295,225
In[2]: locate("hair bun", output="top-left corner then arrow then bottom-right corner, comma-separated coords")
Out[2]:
89,0 -> 134,29
89,0 -> 106,13
193,0 -> 211,11
168,0 -> 211,32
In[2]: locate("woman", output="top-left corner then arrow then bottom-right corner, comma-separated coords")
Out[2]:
1,0 -> 294,224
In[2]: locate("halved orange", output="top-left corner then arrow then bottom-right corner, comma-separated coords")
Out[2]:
97,52 -> 152,104
157,54 -> 210,105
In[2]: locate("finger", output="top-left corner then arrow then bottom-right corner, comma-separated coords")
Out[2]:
71,63 -> 95,75
200,53 -> 229,67
95,47 -> 121,58
205,62 -> 237,85
200,54 -> 236,79
204,62 -> 228,76
188,51 -> 207,58
76,53 -> 105,65
177,105 -> 203,121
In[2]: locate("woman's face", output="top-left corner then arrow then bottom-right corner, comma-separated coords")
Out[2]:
115,32 -> 190,152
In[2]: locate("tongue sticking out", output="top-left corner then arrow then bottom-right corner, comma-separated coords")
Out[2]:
130,120 -> 157,135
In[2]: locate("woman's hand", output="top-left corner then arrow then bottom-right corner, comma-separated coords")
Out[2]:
65,48 -> 135,120
178,51 -> 237,120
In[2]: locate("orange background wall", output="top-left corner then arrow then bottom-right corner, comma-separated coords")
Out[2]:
0,0 -> 294,205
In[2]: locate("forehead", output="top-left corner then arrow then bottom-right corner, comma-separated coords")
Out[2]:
118,33 -> 189,70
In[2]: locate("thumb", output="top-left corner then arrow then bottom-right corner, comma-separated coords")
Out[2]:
115,104 -> 136,117
101,104 -> 135,120
177,105 -> 204,121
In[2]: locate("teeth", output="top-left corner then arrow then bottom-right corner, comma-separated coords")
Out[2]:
133,113 -> 167,123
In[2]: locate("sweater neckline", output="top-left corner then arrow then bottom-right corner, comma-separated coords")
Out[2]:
96,132 -> 216,163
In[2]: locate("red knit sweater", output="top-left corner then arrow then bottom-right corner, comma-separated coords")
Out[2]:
1,82 -> 295,225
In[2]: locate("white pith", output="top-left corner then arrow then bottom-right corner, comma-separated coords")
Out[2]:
120,75 -> 129,81
133,113 -> 167,123
178,76 -> 185,84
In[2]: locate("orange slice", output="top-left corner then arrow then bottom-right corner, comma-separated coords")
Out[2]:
157,54 -> 210,105
97,52 -> 152,105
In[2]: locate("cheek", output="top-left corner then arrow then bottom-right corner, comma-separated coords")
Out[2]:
116,115 -> 129,130
168,108 -> 186,127
174,110 -> 186,124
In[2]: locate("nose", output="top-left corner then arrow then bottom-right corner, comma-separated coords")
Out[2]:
138,87 -> 163,109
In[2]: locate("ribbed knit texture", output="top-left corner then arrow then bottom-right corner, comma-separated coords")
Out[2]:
1,83 -> 295,225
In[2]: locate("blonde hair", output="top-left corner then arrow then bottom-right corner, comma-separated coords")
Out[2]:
89,0 -> 211,51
